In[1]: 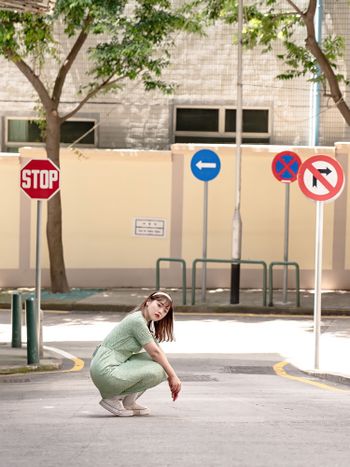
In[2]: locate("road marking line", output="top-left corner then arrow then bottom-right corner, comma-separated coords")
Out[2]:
273,361 -> 347,393
44,310 -> 70,314
44,345 -> 85,372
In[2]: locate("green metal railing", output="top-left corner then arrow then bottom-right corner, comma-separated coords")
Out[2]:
268,261 -> 300,307
156,258 -> 187,305
191,258 -> 268,306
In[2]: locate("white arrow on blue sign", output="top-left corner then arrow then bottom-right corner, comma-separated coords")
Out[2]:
191,149 -> 221,181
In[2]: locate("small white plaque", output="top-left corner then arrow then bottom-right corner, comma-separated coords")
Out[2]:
133,218 -> 166,238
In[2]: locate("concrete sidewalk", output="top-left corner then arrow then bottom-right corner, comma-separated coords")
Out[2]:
1,287 -> 350,383
1,286 -> 350,314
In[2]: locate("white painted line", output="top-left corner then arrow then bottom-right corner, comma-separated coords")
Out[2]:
44,345 -> 84,372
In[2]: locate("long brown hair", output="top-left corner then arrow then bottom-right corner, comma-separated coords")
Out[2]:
139,291 -> 175,342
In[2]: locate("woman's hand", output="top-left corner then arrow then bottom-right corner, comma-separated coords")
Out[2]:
168,375 -> 182,401
144,342 -> 182,400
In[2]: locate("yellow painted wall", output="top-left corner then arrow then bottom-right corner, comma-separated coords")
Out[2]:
173,144 -> 339,271
20,148 -> 172,270
0,155 -> 20,267
0,142 -> 346,288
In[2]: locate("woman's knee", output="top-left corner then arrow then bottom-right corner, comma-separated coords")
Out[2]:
150,364 -> 167,384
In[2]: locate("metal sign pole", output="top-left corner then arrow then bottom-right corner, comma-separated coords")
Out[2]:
201,181 -> 208,303
35,199 -> 43,358
190,149 -> 221,303
282,183 -> 290,303
298,155 -> 345,370
230,0 -> 243,304
314,200 -> 324,370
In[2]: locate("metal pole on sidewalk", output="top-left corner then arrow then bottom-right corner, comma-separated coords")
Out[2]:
26,297 -> 39,365
282,184 -> 290,303
11,292 -> 22,348
201,181 -> 208,303
35,200 -> 43,358
230,0 -> 243,304
314,200 -> 324,370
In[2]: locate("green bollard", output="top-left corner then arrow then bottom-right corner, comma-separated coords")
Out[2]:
26,298 -> 39,365
11,292 -> 22,348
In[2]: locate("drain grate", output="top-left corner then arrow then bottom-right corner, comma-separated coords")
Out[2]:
178,374 -> 218,382
223,366 -> 275,375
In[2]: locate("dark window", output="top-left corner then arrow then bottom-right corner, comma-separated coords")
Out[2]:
176,108 -> 219,132
8,120 -> 42,143
225,109 -> 269,133
61,120 -> 95,144
7,119 -> 95,145
175,136 -> 270,144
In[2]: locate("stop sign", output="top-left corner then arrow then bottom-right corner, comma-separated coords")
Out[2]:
20,159 -> 60,200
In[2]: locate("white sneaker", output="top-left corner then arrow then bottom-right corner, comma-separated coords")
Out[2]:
99,397 -> 134,417
123,393 -> 150,416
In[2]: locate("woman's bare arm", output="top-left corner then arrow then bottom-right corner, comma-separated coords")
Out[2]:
144,341 -> 181,400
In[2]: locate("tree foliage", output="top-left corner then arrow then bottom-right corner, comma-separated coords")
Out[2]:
202,0 -> 350,124
0,0 -> 203,291
0,0 -> 203,117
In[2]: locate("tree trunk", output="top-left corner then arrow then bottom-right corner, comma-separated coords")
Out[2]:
303,3 -> 350,126
45,112 -> 69,293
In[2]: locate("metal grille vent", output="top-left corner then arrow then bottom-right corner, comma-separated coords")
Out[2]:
223,366 -> 275,375
178,374 -> 218,382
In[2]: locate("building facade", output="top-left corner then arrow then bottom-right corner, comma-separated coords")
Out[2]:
0,1 -> 349,152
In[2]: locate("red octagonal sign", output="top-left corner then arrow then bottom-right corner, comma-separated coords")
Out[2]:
20,159 -> 60,200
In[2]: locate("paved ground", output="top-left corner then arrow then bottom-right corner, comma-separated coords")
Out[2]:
1,312 -> 350,467
1,287 -> 350,384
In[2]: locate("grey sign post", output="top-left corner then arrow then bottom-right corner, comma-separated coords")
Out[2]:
298,154 -> 344,369
271,151 -> 301,303
20,158 -> 60,358
191,149 -> 221,303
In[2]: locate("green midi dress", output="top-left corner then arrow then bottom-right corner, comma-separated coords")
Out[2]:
90,310 -> 167,399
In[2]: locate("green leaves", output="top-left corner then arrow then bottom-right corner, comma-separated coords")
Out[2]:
83,0 -> 204,94
0,10 -> 55,61
201,0 -> 349,88
0,0 -> 204,102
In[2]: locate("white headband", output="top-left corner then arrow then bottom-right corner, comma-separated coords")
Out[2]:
153,291 -> 173,302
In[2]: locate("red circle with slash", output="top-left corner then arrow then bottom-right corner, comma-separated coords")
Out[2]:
298,155 -> 344,202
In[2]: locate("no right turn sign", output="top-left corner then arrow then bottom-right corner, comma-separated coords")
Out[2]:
298,155 -> 344,202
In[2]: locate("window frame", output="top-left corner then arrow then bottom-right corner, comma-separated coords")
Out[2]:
174,105 -> 271,141
5,116 -> 98,149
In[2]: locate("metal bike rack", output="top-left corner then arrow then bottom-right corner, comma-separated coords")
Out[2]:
191,258 -> 267,306
268,261 -> 300,307
156,258 -> 187,305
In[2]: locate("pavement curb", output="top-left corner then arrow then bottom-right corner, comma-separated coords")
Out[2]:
301,369 -> 350,387
2,301 -> 350,316
0,358 -> 63,376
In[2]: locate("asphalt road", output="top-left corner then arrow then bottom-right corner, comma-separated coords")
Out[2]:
1,311 -> 350,467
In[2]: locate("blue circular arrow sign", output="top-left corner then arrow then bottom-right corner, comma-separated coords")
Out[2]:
191,149 -> 221,182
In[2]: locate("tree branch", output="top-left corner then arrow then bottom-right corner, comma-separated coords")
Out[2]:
60,76 -> 124,122
302,2 -> 350,125
285,0 -> 305,16
269,11 -> 301,18
52,15 -> 93,105
305,0 -> 317,18
5,50 -> 52,110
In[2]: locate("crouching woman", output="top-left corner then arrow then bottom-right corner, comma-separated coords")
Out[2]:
90,291 -> 181,417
